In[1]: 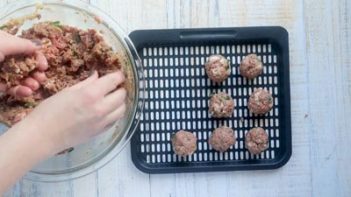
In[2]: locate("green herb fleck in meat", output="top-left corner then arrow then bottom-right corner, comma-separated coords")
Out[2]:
50,21 -> 62,28
0,25 -> 7,29
24,102 -> 36,108
73,33 -> 81,43
72,49 -> 78,57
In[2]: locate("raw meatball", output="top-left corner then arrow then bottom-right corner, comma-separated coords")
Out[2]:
171,130 -> 197,156
239,54 -> 263,79
248,88 -> 273,115
209,126 -> 236,152
205,55 -> 230,83
209,92 -> 235,118
245,127 -> 269,154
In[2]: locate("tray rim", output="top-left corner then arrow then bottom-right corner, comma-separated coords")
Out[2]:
129,26 -> 291,174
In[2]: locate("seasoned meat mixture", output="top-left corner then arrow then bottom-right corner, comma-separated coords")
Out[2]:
208,126 -> 236,152
209,92 -> 235,118
239,54 -> 263,79
205,54 -> 230,83
245,127 -> 269,154
0,21 -> 123,126
171,130 -> 197,157
248,88 -> 273,115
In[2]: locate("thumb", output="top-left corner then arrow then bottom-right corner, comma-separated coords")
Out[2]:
0,31 -> 39,56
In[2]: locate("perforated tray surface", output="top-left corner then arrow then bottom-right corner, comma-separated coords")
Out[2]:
129,27 -> 291,173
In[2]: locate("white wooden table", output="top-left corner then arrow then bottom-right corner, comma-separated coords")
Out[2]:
2,0 -> 351,196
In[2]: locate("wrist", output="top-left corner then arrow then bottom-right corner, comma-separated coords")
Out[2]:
0,119 -> 56,192
10,119 -> 57,160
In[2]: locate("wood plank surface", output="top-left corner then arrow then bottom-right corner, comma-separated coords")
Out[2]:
304,0 -> 351,196
1,0 -> 350,196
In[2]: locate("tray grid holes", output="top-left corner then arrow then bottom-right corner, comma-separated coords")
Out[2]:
140,43 -> 280,164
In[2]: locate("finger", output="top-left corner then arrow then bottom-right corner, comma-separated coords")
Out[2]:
0,83 -> 7,92
22,77 -> 40,91
35,51 -> 48,71
32,71 -> 47,84
70,71 -> 98,90
0,34 -> 39,56
101,103 -> 126,128
88,71 -> 125,97
97,88 -> 127,114
8,86 -> 33,97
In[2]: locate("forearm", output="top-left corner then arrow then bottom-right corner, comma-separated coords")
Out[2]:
0,122 -> 54,194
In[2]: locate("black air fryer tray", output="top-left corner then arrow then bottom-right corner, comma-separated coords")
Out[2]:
129,27 -> 291,173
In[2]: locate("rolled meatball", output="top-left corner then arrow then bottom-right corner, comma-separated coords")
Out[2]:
248,88 -> 273,115
239,54 -> 263,79
209,126 -> 236,152
209,92 -> 235,118
205,55 -> 230,83
245,127 -> 269,154
171,130 -> 197,156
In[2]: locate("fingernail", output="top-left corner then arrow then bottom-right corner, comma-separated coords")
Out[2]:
31,39 -> 42,47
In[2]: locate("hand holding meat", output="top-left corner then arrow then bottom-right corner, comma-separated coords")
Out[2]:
0,71 -> 126,194
0,31 -> 48,97
0,20 -> 128,193
14,71 -> 127,154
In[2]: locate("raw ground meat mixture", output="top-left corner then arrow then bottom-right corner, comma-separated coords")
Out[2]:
239,54 -> 263,79
208,126 -> 236,152
0,21 -> 123,126
245,127 -> 269,154
205,54 -> 230,83
247,88 -> 273,115
171,130 -> 197,157
209,92 -> 235,118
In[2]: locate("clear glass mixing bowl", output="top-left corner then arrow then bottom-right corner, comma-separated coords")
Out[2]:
0,0 -> 144,182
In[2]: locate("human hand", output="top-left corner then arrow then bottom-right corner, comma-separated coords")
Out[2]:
0,31 -> 48,97
16,71 -> 127,154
